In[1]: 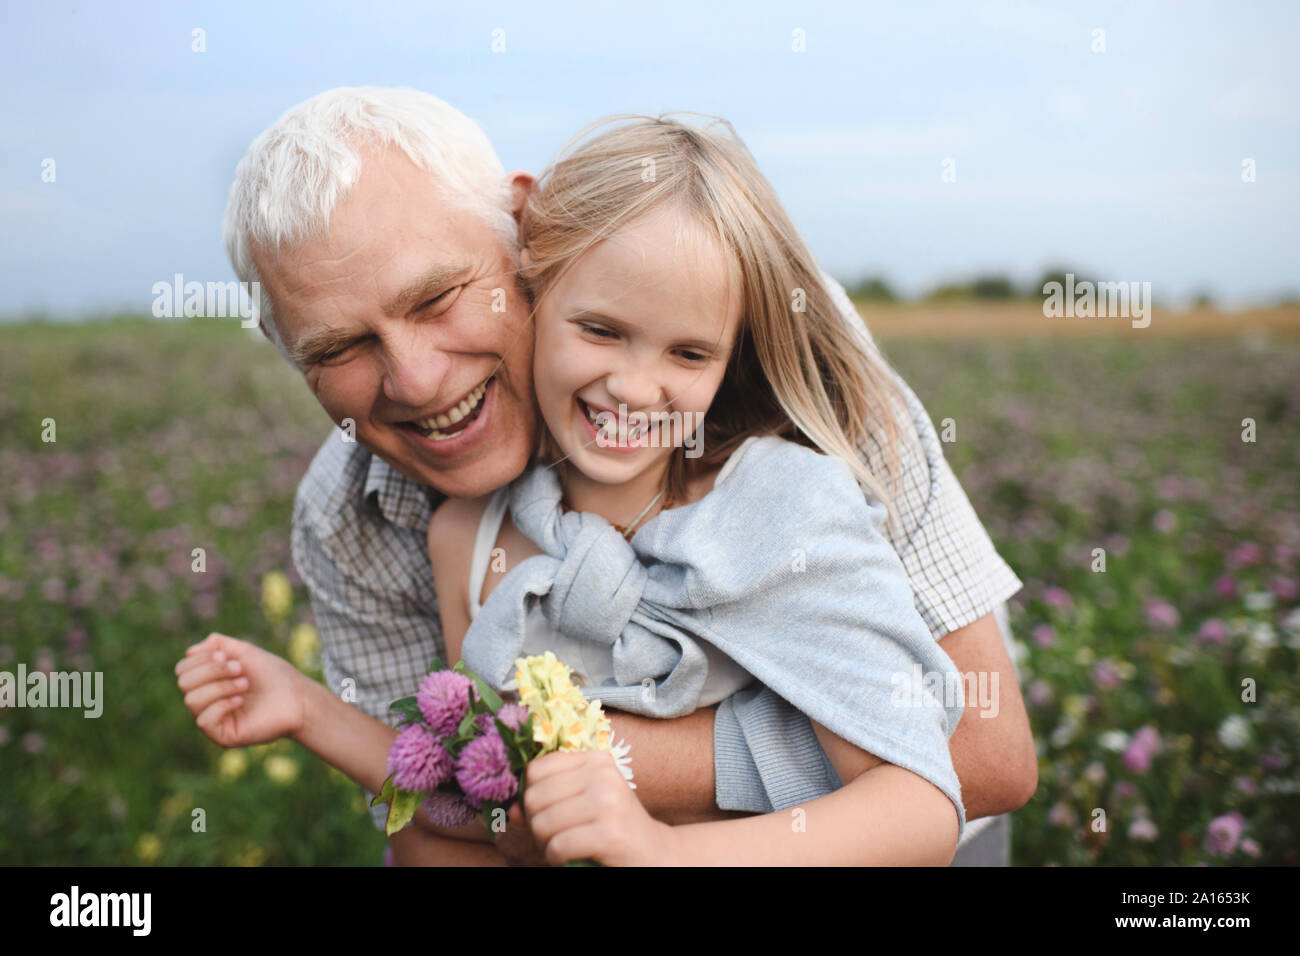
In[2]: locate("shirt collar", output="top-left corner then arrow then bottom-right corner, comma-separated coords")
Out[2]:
362,452 -> 443,531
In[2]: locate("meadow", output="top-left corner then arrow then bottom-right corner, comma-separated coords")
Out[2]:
1,308 -> 1297,865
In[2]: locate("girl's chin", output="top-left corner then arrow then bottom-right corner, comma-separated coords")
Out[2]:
551,427 -> 667,485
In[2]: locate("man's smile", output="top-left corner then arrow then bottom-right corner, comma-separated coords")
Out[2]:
401,375 -> 494,441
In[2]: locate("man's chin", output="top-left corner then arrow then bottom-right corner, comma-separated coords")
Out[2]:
364,429 -> 532,500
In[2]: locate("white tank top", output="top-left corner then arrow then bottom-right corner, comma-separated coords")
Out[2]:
467,440 -> 758,705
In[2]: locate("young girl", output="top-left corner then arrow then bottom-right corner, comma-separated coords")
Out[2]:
427,114 -> 966,865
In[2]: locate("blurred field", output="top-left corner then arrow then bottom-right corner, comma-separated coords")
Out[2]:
857,300 -> 1300,341
1,312 -> 1297,866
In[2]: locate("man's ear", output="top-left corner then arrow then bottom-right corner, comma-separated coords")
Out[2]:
506,170 -> 535,222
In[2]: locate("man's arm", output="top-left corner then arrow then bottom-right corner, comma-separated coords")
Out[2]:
603,707 -> 751,825
388,822 -> 508,866
936,612 -> 1038,818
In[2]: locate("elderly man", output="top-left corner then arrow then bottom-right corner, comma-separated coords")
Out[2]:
218,86 -> 1035,865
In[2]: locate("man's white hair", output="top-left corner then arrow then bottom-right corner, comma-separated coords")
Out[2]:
222,86 -> 518,362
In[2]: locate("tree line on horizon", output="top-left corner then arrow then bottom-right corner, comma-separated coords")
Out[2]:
844,268 -> 1231,307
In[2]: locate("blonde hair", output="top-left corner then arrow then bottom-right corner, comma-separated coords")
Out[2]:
520,113 -> 913,518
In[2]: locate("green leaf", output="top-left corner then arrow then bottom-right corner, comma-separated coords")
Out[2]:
386,787 -> 427,836
480,800 -> 508,841
389,696 -> 420,721
457,710 -> 478,738
453,660 -> 503,711
428,656 -> 446,673
473,677 -> 503,711
370,773 -> 395,808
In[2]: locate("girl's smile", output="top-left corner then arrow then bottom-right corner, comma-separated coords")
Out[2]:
576,396 -> 666,452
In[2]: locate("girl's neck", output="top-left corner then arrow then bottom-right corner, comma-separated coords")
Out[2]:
559,459 -> 674,531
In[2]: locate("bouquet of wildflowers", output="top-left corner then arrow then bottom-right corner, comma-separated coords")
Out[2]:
373,651 -> 633,839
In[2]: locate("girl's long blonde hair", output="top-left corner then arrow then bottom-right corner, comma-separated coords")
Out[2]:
519,113 -> 915,519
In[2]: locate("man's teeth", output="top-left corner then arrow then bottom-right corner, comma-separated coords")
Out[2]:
416,380 -> 488,439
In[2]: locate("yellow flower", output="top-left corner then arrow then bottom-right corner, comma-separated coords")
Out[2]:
136,834 -> 163,863
261,571 -> 293,624
514,653 -> 612,754
218,749 -> 248,781
1062,694 -> 1089,720
288,622 -> 321,671
264,755 -> 299,785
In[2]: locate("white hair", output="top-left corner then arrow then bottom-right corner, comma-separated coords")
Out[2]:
222,86 -> 518,362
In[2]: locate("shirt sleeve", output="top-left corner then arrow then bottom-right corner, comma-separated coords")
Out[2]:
711,272 -> 1021,813
878,374 -> 1024,638
291,499 -> 444,832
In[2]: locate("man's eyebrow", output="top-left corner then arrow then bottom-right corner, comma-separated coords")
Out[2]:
290,325 -> 363,366
382,262 -> 475,317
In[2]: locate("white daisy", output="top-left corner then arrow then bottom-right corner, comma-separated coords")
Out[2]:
610,737 -> 636,789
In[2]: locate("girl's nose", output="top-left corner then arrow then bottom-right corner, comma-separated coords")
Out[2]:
605,364 -> 663,413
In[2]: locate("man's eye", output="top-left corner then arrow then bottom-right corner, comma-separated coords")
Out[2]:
421,286 -> 461,311
315,339 -> 367,365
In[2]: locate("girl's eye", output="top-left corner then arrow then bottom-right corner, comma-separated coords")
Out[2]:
676,349 -> 708,363
580,323 -> 617,339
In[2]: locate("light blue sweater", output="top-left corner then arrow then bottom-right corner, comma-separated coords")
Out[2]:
462,435 -> 966,835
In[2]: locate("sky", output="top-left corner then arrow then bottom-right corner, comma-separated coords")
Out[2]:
1,0 -> 1297,318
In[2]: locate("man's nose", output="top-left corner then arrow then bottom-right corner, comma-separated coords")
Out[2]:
380,329 -> 451,410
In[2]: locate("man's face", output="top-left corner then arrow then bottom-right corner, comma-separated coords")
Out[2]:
252,148 -> 538,500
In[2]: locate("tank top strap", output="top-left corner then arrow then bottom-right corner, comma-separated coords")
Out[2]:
467,487 -> 511,619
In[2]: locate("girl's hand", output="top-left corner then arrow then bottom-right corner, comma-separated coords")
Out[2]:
523,750 -> 680,866
175,633 -> 309,749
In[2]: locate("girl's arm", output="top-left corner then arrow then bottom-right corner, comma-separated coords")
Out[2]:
667,718 -> 958,865
177,632 -> 495,846
426,494 -> 484,667
176,496 -> 496,849
523,721 -> 959,866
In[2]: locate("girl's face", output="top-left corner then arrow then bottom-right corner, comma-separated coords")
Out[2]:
532,205 -> 743,489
